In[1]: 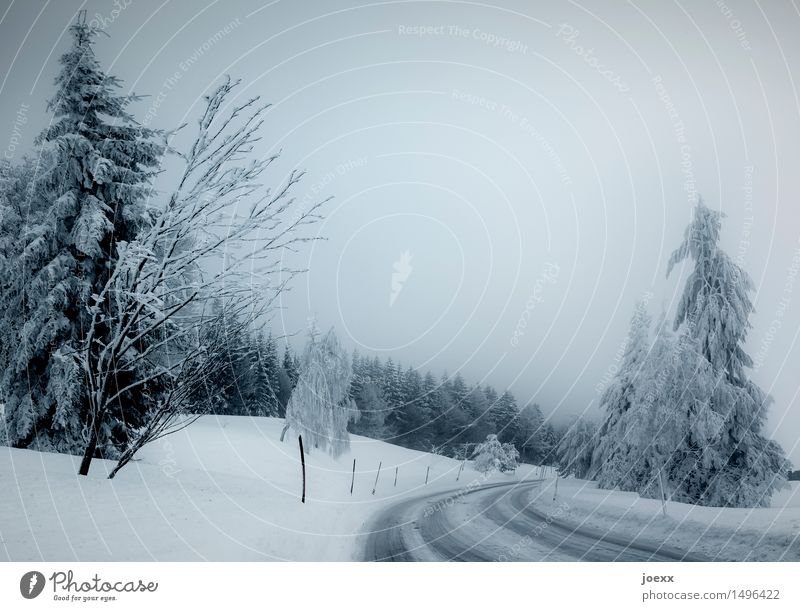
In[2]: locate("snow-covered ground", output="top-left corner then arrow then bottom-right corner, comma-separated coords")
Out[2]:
0,415 -> 526,561
532,476 -> 800,561
3,415 -> 797,561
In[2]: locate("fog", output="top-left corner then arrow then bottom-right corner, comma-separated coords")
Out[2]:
1,0 -> 798,461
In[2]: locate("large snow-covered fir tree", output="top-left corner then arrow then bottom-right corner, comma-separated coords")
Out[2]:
665,199 -> 788,507
0,19 -> 163,456
282,326 -> 353,457
625,314 -> 721,501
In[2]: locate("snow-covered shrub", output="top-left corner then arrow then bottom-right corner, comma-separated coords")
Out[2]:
473,434 -> 518,474
500,442 -> 520,472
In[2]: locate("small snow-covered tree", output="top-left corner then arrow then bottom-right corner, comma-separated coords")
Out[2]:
666,199 -> 788,507
500,442 -> 520,472
473,434 -> 517,474
282,326 -> 353,458
556,416 -> 597,479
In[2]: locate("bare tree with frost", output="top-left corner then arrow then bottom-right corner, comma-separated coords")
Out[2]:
79,77 -> 325,476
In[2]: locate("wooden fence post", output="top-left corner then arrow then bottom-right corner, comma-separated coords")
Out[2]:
298,435 -> 306,503
372,461 -> 382,495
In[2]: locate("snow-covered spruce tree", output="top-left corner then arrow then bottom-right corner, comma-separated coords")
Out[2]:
556,416 -> 597,479
0,157 -> 47,430
350,381 -> 388,439
515,402 -> 547,463
282,345 -> 300,390
591,301 -> 652,487
282,327 -> 353,458
490,390 -> 521,445
258,333 -> 282,417
1,20 -> 163,457
666,199 -> 788,507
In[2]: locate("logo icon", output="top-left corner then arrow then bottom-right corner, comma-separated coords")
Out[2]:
390,250 -> 413,306
20,571 -> 45,599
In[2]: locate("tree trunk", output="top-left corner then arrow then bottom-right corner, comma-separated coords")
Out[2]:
78,424 -> 100,476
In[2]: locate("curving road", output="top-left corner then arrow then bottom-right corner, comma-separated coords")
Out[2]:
364,479 -> 706,561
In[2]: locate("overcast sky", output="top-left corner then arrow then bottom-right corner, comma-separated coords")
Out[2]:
2,0 -> 799,462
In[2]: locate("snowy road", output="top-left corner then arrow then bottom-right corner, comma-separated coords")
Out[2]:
364,479 -> 707,561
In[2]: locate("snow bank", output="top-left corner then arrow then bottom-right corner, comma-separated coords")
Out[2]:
0,416 -> 510,561
532,477 -> 800,561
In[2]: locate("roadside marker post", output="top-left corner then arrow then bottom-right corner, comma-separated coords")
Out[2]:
658,469 -> 667,517
298,435 -> 306,504
372,461 -> 382,495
